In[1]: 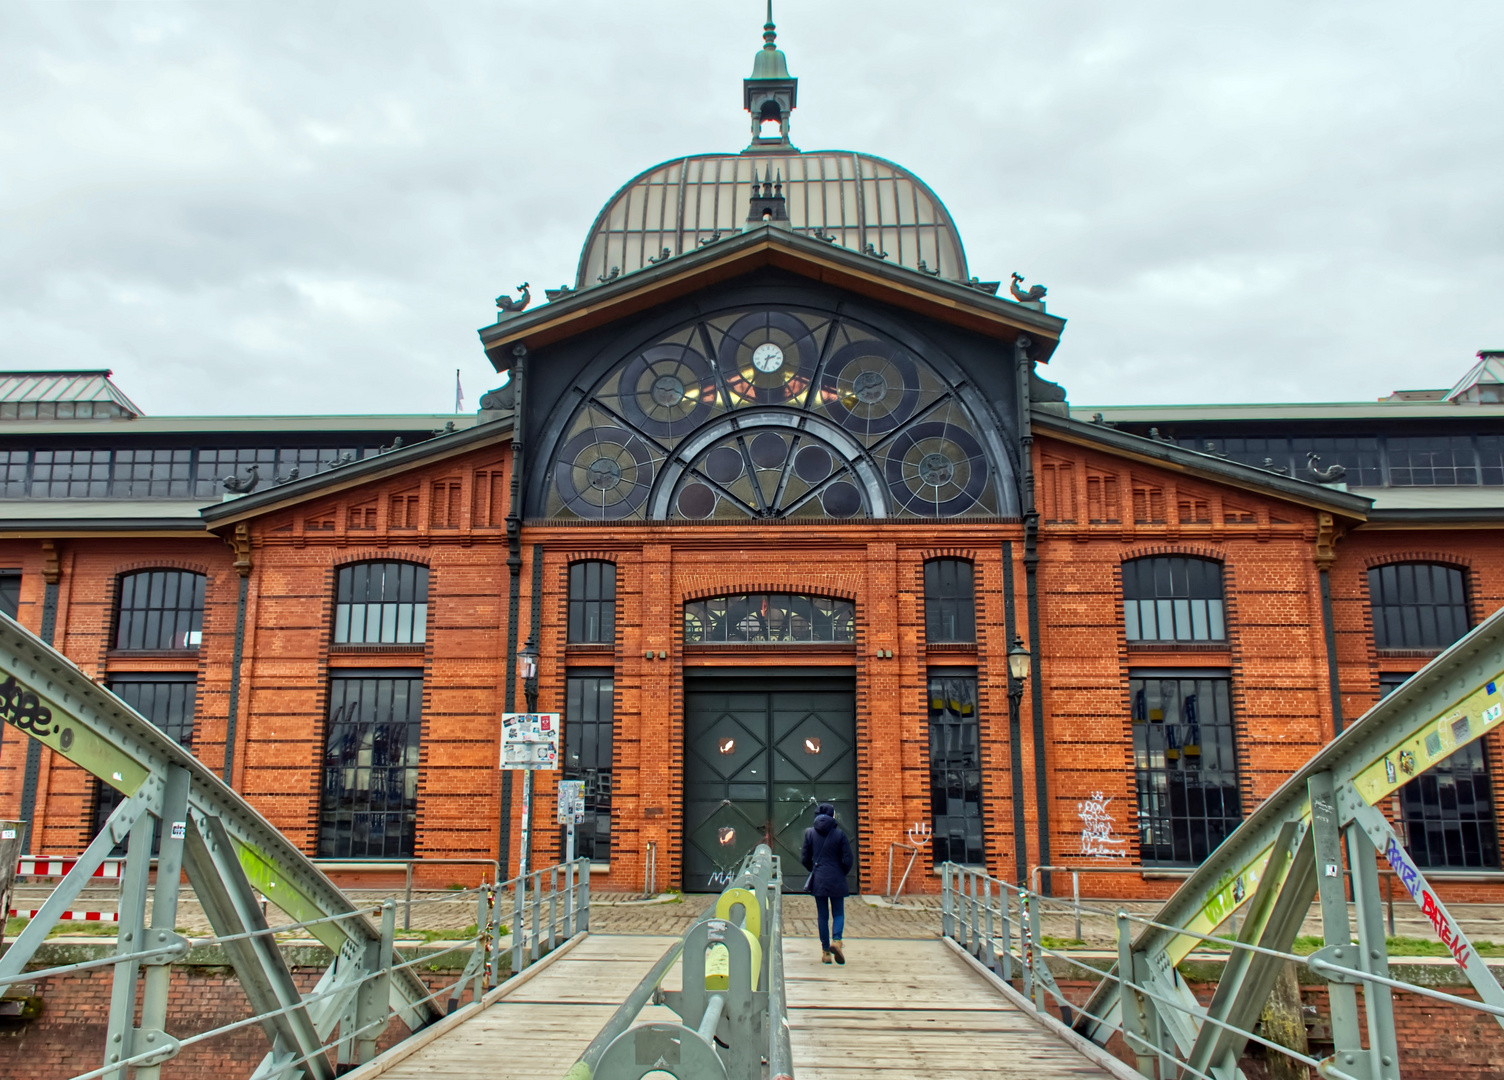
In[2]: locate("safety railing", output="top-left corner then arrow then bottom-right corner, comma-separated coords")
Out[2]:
0,856 -> 586,1080
311,856 -> 501,931
11,854 -> 505,933
562,843 -> 788,1080
1030,861 -> 1409,943
943,861 -> 1504,1080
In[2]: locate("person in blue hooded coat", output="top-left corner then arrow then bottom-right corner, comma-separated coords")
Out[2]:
800,802 -> 854,964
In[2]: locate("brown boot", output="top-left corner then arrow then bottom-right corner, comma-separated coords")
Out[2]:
830,941 -> 845,965
821,950 -> 833,964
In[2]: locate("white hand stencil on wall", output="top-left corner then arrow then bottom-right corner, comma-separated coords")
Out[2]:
1078,791 -> 1127,858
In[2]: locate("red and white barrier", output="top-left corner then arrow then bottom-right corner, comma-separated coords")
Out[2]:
8,909 -> 118,923
16,857 -> 124,879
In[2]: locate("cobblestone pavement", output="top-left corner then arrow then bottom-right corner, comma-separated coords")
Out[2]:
18,883 -> 1504,950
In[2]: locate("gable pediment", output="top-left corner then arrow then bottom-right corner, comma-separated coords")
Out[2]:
478,224 -> 1065,367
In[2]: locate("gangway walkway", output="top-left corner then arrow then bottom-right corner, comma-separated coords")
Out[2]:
350,931 -> 1123,1080
780,936 -> 1112,1079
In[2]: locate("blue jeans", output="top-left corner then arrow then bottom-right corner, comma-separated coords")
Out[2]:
815,894 -> 845,951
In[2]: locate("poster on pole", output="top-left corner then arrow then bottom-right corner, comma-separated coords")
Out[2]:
557,780 -> 586,824
500,713 -> 560,770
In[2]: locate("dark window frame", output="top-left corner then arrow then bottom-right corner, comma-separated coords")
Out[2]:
0,443 -> 388,501
1131,670 -> 1243,866
1379,672 -> 1500,870
927,670 -> 985,866
683,592 -> 856,645
92,672 -> 198,851
317,669 -> 425,860
114,569 -> 206,651
333,561 -> 430,646
563,670 -> 615,864
1122,556 -> 1226,644
923,559 -> 975,644
1368,562 -> 1470,652
0,570 -> 19,620
1169,432 -> 1504,489
568,561 -> 617,645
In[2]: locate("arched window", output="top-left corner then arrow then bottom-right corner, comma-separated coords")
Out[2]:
924,559 -> 975,643
1368,563 -> 1469,651
1122,557 -> 1225,644
683,593 -> 855,644
115,570 -> 205,650
568,562 -> 616,644
334,562 -> 429,645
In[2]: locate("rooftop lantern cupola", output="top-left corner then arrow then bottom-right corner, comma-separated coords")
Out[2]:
743,2 -> 798,152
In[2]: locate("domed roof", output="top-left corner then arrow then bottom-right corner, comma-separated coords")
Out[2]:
575,150 -> 970,289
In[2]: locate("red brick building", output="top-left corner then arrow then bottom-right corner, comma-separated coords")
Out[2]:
2,23 -> 1501,900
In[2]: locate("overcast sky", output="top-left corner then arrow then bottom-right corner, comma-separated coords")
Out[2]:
2,2 -> 1501,416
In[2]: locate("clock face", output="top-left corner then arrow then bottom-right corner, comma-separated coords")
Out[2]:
750,342 -> 785,373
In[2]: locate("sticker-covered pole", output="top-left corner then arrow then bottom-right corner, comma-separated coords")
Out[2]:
518,769 -> 534,884
516,637 -> 540,888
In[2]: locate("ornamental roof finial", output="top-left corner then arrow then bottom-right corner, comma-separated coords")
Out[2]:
744,0 -> 797,150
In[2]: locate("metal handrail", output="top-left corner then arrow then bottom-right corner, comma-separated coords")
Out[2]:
13,859 -> 585,1079
767,863 -> 793,1080
311,856 -> 502,931
942,861 -> 1503,1080
1030,860 -> 1404,939
885,841 -> 921,901
564,844 -> 784,1080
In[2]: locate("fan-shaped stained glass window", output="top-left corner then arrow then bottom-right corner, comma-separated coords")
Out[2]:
684,593 -> 856,644
544,307 -> 1004,522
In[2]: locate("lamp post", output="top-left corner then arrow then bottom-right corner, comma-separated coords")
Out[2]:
1007,634 -> 1031,885
517,639 -> 539,884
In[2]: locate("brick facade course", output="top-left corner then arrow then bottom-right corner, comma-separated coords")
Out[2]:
2,430 -> 1502,905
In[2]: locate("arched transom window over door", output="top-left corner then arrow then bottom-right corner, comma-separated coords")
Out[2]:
542,307 -> 1011,522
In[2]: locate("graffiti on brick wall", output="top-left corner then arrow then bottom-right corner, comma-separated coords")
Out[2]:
1078,791 -> 1127,858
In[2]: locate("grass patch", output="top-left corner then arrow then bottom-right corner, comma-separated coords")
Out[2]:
1300,935 -> 1504,958
5,918 -> 121,939
1041,936 -> 1088,949
401,924 -> 491,944
58,923 -> 121,937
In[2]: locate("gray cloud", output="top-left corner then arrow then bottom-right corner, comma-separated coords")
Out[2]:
1,1 -> 1500,415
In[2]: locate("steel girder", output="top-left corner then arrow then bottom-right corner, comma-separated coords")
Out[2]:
0,614 -> 442,1075
1077,603 -> 1504,1078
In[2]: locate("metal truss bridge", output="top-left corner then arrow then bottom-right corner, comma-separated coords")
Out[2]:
1,605 -> 1502,1079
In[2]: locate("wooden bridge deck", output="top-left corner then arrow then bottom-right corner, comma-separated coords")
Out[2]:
359,934 -> 1117,1079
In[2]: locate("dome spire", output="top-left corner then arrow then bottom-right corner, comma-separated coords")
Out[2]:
743,1 -> 798,152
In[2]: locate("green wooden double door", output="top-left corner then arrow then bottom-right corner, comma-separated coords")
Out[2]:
683,678 -> 857,894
